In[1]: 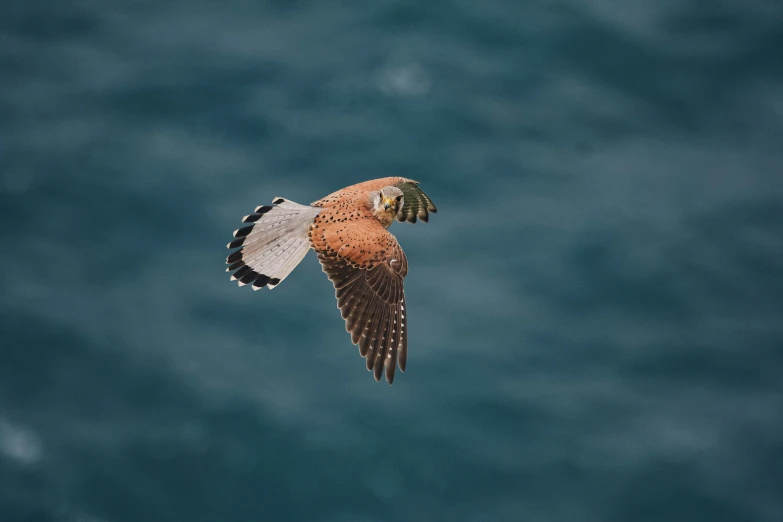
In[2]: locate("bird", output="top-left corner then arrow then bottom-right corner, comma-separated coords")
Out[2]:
225,177 -> 437,384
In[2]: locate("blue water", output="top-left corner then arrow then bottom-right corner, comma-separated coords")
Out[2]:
2,1 -> 782,521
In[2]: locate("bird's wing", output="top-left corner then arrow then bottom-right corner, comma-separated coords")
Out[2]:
310,208 -> 409,384
394,180 -> 438,223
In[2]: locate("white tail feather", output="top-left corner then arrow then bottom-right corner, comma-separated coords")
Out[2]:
228,198 -> 320,289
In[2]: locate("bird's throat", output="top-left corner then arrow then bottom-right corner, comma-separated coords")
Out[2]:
373,209 -> 395,228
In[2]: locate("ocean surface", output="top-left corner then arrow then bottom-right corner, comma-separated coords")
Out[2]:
1,1 -> 782,521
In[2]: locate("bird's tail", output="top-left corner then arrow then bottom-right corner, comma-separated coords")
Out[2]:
226,197 -> 321,291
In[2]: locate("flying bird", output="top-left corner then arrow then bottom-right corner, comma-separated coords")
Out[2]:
225,177 -> 437,384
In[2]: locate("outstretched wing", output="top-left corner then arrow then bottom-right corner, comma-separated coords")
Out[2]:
395,180 -> 438,223
310,210 -> 409,384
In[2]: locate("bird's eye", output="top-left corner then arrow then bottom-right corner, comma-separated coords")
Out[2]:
396,195 -> 402,202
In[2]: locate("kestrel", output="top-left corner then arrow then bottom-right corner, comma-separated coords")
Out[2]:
225,177 -> 437,384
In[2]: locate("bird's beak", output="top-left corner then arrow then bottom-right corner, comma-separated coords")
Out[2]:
383,198 -> 395,211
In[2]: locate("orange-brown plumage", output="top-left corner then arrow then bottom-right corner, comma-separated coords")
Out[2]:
226,176 -> 436,384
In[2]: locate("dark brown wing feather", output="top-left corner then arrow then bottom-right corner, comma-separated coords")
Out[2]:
316,249 -> 407,384
395,181 -> 438,223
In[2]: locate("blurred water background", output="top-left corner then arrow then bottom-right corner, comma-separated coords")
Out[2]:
2,1 -> 783,521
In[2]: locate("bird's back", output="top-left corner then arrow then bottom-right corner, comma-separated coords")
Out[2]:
311,176 -> 409,208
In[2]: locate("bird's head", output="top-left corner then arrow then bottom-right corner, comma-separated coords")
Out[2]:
370,186 -> 404,227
